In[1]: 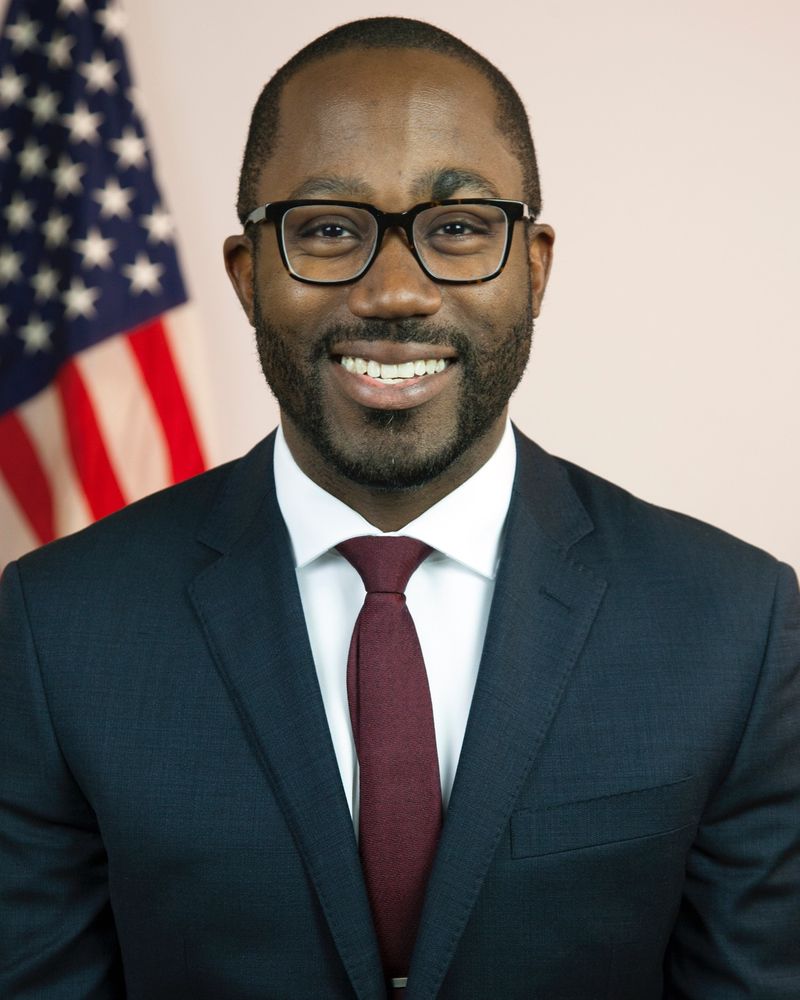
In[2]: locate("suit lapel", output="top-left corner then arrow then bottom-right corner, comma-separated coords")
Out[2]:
408,431 -> 608,999
188,435 -> 384,1000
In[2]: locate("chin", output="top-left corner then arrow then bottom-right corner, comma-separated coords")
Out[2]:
309,405 -> 496,493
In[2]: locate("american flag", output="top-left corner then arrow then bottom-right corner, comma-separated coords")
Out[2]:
0,0 -> 207,567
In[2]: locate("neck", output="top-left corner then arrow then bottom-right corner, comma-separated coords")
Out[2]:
281,415 -> 507,532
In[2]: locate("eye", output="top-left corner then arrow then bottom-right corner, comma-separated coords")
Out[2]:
430,217 -> 490,238
283,208 -> 374,260
299,219 -> 359,240
418,208 -> 502,257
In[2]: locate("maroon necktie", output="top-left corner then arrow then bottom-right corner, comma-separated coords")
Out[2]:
337,536 -> 442,991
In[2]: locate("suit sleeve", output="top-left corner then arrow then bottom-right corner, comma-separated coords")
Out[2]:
0,561 -> 124,998
664,560 -> 800,999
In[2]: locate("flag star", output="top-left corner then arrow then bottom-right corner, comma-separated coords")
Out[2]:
30,85 -> 60,124
53,154 -> 86,197
123,253 -> 164,295
18,139 -> 48,180
110,127 -> 148,170
74,226 -> 116,269
5,193 -> 35,233
96,2 -> 127,38
58,0 -> 87,14
31,264 -> 61,301
0,128 -> 11,160
43,209 -> 71,248
46,31 -> 75,69
5,14 -> 40,53
93,177 -> 134,219
0,303 -> 10,334
63,100 -> 103,144
0,67 -> 27,108
141,205 -> 175,244
79,51 -> 119,95
20,315 -> 54,354
0,246 -> 23,284
63,276 -> 100,319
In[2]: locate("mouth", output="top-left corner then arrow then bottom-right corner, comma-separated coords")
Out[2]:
340,353 -> 451,383
329,339 -> 458,410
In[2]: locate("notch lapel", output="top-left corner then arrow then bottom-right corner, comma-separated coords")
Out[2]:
408,432 -> 608,999
188,436 -> 384,1000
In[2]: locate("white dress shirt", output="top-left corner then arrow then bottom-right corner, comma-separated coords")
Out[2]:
273,420 -> 517,824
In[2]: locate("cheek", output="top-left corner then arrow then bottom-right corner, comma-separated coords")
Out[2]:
447,262 -> 531,342
255,252 -> 347,332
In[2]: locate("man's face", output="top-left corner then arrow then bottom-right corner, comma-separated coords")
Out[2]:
227,48 -> 553,493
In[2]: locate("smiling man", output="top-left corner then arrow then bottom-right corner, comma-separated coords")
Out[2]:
223,39 -> 552,529
1,16 -> 799,1000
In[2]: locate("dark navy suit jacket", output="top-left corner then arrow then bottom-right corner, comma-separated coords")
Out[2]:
1,428 -> 799,999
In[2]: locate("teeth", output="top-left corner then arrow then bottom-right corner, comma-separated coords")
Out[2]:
339,355 -> 450,383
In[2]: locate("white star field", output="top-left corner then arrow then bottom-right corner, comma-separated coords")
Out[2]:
0,0 -> 184,401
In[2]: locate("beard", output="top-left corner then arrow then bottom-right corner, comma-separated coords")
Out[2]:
253,288 -> 533,492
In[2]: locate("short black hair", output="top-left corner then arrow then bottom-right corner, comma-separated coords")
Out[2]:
236,17 -> 541,225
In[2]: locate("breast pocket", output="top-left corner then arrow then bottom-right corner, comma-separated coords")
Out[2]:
511,775 -> 699,859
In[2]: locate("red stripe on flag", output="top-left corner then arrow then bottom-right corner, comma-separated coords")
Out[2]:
127,319 -> 205,482
56,359 -> 126,521
0,410 -> 56,545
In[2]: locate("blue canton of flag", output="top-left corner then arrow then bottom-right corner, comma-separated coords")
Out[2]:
0,0 -> 187,414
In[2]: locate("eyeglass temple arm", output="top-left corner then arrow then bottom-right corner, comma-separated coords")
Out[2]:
244,205 -> 268,227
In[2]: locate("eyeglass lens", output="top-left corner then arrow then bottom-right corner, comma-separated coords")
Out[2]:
280,203 -> 509,282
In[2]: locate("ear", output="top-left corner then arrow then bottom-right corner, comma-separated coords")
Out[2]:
223,234 -> 256,326
528,224 -> 555,318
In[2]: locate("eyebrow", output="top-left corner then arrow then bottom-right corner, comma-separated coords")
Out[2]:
285,167 -> 502,204
287,175 -> 375,200
412,168 -> 502,201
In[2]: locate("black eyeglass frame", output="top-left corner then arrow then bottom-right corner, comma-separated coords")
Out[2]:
243,198 -> 534,285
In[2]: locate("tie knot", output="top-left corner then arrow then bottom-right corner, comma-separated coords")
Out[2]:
337,536 -> 433,594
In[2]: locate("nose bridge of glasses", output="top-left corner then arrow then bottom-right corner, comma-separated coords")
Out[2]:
373,209 -> 417,255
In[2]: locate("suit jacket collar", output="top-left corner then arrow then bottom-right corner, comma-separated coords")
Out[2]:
190,432 -> 385,998
190,427 -> 607,1000
407,429 -> 607,998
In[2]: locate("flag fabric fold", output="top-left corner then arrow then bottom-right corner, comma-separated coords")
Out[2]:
0,0 -> 208,567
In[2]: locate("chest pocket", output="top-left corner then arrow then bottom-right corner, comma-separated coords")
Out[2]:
511,775 -> 699,858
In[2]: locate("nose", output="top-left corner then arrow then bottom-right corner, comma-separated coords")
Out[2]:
347,230 -> 442,319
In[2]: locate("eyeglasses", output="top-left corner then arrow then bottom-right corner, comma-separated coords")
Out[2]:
243,198 -> 533,285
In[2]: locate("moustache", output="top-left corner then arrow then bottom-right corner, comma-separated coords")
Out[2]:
312,319 -> 473,361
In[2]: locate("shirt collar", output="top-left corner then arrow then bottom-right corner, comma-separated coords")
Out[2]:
274,419 -> 517,580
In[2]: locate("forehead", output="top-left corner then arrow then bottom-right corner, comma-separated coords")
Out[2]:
256,47 -> 525,206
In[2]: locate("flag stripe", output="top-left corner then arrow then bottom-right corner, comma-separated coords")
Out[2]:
56,360 -> 126,521
128,318 -> 206,482
75,332 -> 170,504
0,467 -> 38,564
162,304 -> 216,464
19,381 -> 94,541
0,410 -> 56,545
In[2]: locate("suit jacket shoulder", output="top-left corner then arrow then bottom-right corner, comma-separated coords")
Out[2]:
514,428 -> 790,597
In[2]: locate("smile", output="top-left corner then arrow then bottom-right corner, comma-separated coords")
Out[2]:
329,339 -> 458,410
339,355 -> 449,384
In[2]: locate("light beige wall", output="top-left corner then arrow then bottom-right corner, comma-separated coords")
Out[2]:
123,1 -> 799,570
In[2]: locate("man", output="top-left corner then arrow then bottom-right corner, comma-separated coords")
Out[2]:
1,16 -> 798,1000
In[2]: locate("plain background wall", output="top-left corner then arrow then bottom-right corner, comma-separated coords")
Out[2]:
11,1 -> 800,569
